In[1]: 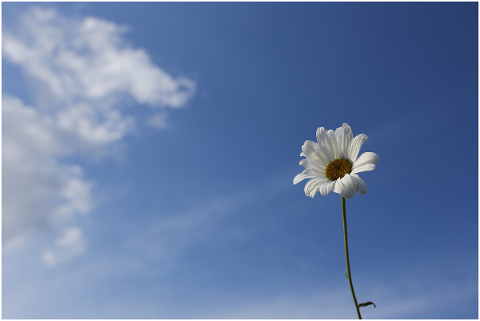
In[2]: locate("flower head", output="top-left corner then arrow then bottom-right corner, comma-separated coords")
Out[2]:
294,123 -> 380,199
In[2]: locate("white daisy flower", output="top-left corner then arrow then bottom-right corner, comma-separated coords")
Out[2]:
294,123 -> 380,199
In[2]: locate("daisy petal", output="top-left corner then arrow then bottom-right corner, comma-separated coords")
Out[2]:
319,180 -> 336,196
316,142 -> 334,164
327,130 -> 339,159
351,163 -> 376,174
351,173 -> 368,194
353,152 -> 380,169
302,140 -> 330,166
305,178 -> 329,198
333,177 -> 347,197
299,159 -> 326,173
347,134 -> 368,163
301,141 -> 320,161
299,158 -> 326,172
336,123 -> 353,159
293,173 -> 307,185
334,176 -> 355,199
335,126 -> 344,158
316,127 -> 334,162
293,168 -> 317,185
346,174 -> 359,194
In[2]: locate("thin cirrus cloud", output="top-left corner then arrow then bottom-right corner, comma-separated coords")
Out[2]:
3,6 -> 196,267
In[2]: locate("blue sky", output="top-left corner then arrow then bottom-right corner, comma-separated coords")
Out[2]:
2,2 -> 477,319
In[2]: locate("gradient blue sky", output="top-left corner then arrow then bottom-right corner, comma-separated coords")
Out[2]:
2,2 -> 478,319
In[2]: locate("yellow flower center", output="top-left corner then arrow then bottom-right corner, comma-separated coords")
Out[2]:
325,159 -> 352,181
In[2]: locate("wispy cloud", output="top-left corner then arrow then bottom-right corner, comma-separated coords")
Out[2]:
3,6 -> 196,266
123,174 -> 290,274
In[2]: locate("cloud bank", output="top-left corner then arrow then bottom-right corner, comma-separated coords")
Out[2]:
3,6 -> 196,266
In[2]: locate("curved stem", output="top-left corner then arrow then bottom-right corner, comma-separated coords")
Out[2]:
342,197 -> 362,319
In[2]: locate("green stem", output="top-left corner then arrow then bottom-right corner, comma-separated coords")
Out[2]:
342,197 -> 362,319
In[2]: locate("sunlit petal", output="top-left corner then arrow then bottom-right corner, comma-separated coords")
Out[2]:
347,134 -> 368,163
353,152 -> 380,169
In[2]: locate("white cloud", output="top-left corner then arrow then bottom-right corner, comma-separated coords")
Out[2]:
2,6 -> 196,266
2,97 -> 91,271
3,7 -> 195,107
2,96 -> 94,252
42,227 -> 87,268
